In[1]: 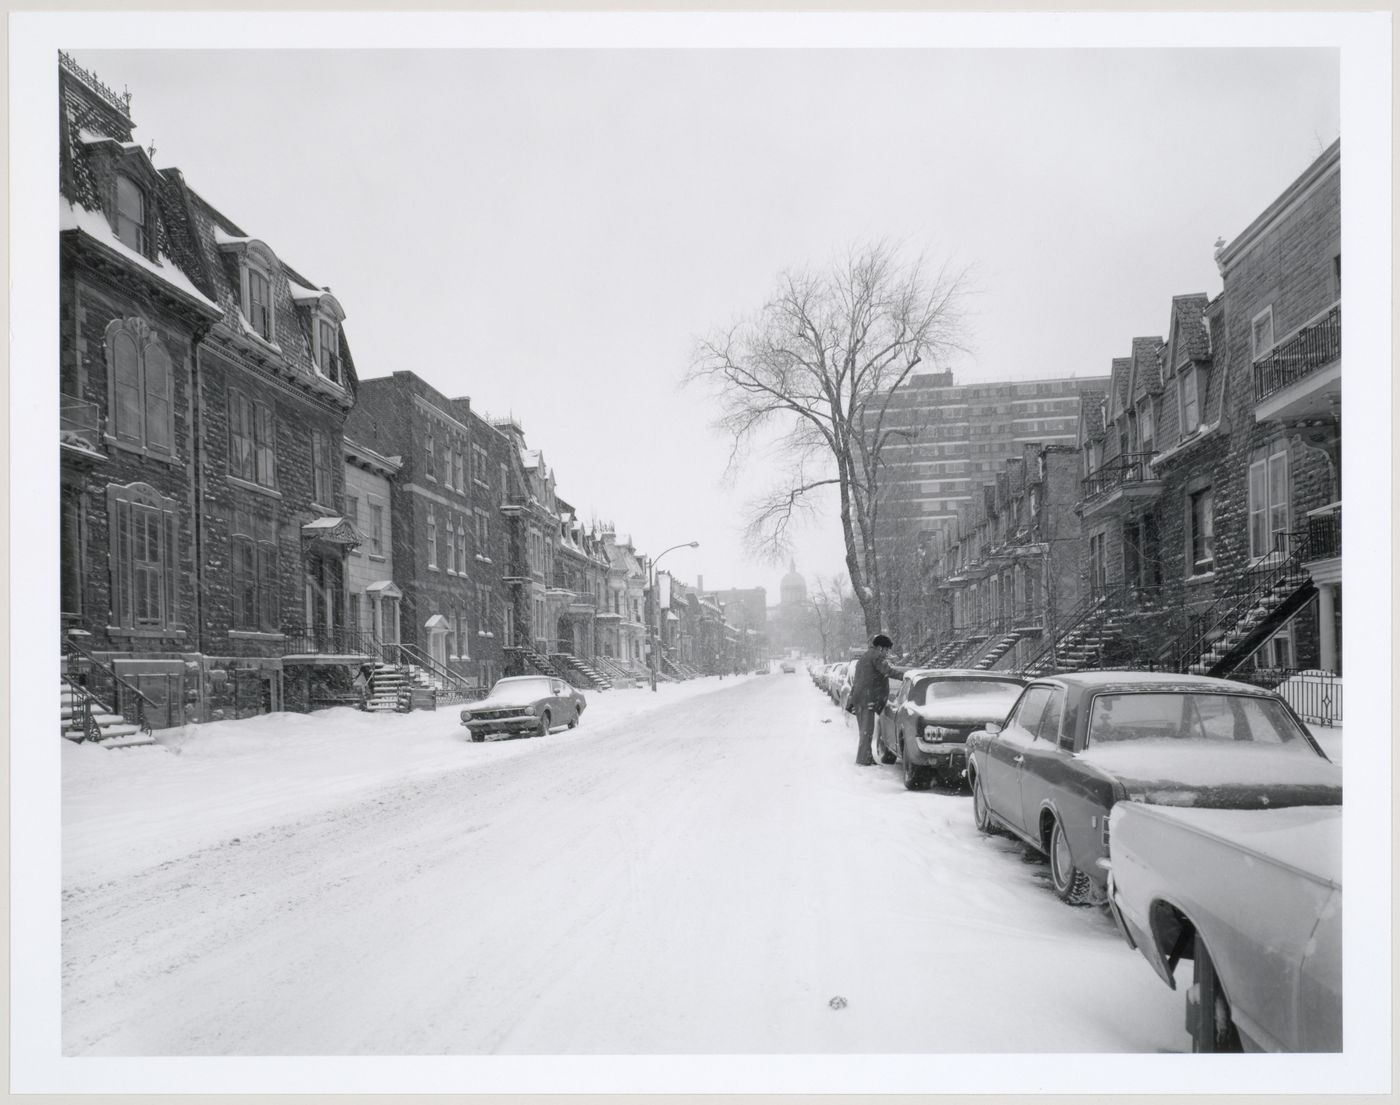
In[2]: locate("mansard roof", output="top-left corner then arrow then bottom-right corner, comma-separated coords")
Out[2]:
1129,337 -> 1165,401
1078,391 -> 1106,442
1107,358 -> 1133,420
1167,293 -> 1212,370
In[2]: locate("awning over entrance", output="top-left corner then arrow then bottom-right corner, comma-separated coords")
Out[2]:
366,579 -> 402,599
301,516 -> 363,553
424,614 -> 450,631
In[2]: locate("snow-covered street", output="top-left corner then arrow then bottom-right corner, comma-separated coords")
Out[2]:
63,672 -> 1194,1056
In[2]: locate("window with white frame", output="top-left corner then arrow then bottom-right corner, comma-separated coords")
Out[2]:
1251,306 -> 1275,361
106,318 -> 174,456
1248,441 -> 1290,559
247,266 -> 274,342
1187,486 -> 1215,574
107,481 -> 179,631
315,317 -> 341,384
112,175 -> 149,255
452,447 -> 463,492
426,506 -> 438,569
1178,367 -> 1200,435
1138,400 -> 1155,454
425,431 -> 436,480
440,436 -> 452,485
1254,626 -> 1295,671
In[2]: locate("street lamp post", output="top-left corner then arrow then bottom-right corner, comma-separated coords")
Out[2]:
648,540 -> 699,692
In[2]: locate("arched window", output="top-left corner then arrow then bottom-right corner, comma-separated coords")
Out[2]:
105,319 -> 176,456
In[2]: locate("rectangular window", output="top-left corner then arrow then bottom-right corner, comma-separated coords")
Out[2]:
249,269 -> 273,341
441,438 -> 452,486
370,503 -> 384,556
114,176 -> 148,254
254,402 -> 276,488
453,448 -> 463,492
1249,446 -> 1291,558
231,507 -> 279,632
499,463 -> 508,501
229,392 -> 255,481
318,319 -> 340,382
1251,307 -> 1275,361
311,430 -> 335,507
1139,402 -> 1154,454
1179,368 -> 1200,434
425,432 -> 436,480
426,506 -> 438,570
62,488 -> 85,617
109,485 -> 178,631
1189,487 -> 1215,574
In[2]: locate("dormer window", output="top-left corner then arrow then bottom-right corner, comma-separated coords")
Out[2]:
248,267 -> 274,341
113,175 -> 148,255
317,318 -> 341,383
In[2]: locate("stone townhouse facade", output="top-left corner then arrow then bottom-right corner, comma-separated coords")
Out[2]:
344,438 -> 403,651
343,371 -> 518,692
1047,140 -> 1341,681
59,52 -> 367,725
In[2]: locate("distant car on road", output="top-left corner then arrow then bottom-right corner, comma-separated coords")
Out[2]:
459,675 -> 586,741
780,661 -> 796,674
874,669 -> 1026,790
964,671 -> 1340,905
1105,800 -> 1341,1053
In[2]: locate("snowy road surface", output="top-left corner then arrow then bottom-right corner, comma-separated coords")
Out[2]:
63,673 -> 1191,1055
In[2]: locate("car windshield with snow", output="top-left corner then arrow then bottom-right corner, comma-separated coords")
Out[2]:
875,670 -> 1027,791
964,671 -> 1340,906
459,676 -> 587,741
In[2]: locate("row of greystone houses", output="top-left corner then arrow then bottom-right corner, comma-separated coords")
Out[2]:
57,53 -> 763,731
911,140 -> 1341,718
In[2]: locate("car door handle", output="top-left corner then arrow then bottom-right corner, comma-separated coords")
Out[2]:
1013,755 -> 1025,765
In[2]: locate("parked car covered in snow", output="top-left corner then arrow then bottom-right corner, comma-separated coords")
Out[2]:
874,669 -> 1026,790
1105,801 -> 1341,1052
459,675 -> 586,741
780,661 -> 796,674
964,672 -> 1340,905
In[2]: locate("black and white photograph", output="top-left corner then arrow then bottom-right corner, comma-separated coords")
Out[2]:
9,8 -> 1391,1098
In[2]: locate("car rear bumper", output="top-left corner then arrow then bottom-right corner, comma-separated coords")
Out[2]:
907,742 -> 968,773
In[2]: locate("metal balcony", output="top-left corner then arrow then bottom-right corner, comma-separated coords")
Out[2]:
1079,452 -> 1163,519
1253,304 -> 1341,422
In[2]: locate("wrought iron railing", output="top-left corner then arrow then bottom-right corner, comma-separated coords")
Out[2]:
1229,668 -> 1342,727
1253,304 -> 1340,403
282,625 -> 380,657
381,639 -> 475,697
1302,503 -> 1341,562
1162,536 -> 1311,674
60,395 -> 102,451
1081,452 -> 1158,501
62,635 -> 156,737
1018,581 -> 1140,675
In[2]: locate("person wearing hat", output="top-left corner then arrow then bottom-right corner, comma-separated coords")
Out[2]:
848,633 -> 906,766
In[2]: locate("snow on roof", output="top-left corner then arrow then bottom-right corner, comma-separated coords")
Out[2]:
301,516 -> 347,530
61,200 -> 221,314
76,127 -> 144,154
287,279 -> 328,303
212,226 -> 254,247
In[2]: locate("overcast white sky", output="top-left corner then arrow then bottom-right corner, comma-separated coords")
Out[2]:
68,45 -> 1339,604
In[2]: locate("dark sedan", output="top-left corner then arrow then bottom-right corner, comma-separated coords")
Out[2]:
964,672 -> 1340,905
459,675 -> 586,741
874,669 -> 1026,791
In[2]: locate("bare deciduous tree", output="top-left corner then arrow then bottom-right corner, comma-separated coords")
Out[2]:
688,243 -> 969,637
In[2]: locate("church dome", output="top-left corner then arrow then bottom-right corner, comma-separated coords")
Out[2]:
780,561 -> 807,606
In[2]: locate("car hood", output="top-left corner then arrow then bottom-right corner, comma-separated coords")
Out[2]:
908,696 -> 1019,726
1081,740 -> 1342,808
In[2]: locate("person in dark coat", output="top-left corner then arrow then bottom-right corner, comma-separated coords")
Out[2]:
848,633 -> 906,765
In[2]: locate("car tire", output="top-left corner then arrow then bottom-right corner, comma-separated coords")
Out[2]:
1048,817 -> 1094,905
470,732 -> 485,743
567,710 -> 579,730
876,728 -> 897,765
536,710 -> 552,737
972,774 -> 998,834
900,737 -> 932,791
1188,933 -> 1243,1052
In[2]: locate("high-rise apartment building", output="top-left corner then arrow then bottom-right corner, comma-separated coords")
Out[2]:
877,371 -> 1112,543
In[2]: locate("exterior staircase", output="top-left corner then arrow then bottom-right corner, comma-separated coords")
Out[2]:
1172,552 -> 1316,678
60,677 -> 155,748
1021,589 -> 1133,677
516,645 -> 565,679
365,663 -> 412,712
550,652 -> 612,690
975,629 -> 1029,670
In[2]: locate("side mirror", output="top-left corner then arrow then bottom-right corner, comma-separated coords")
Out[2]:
985,721 -> 1002,736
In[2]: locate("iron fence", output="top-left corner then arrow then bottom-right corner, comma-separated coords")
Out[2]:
1229,668 -> 1342,727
